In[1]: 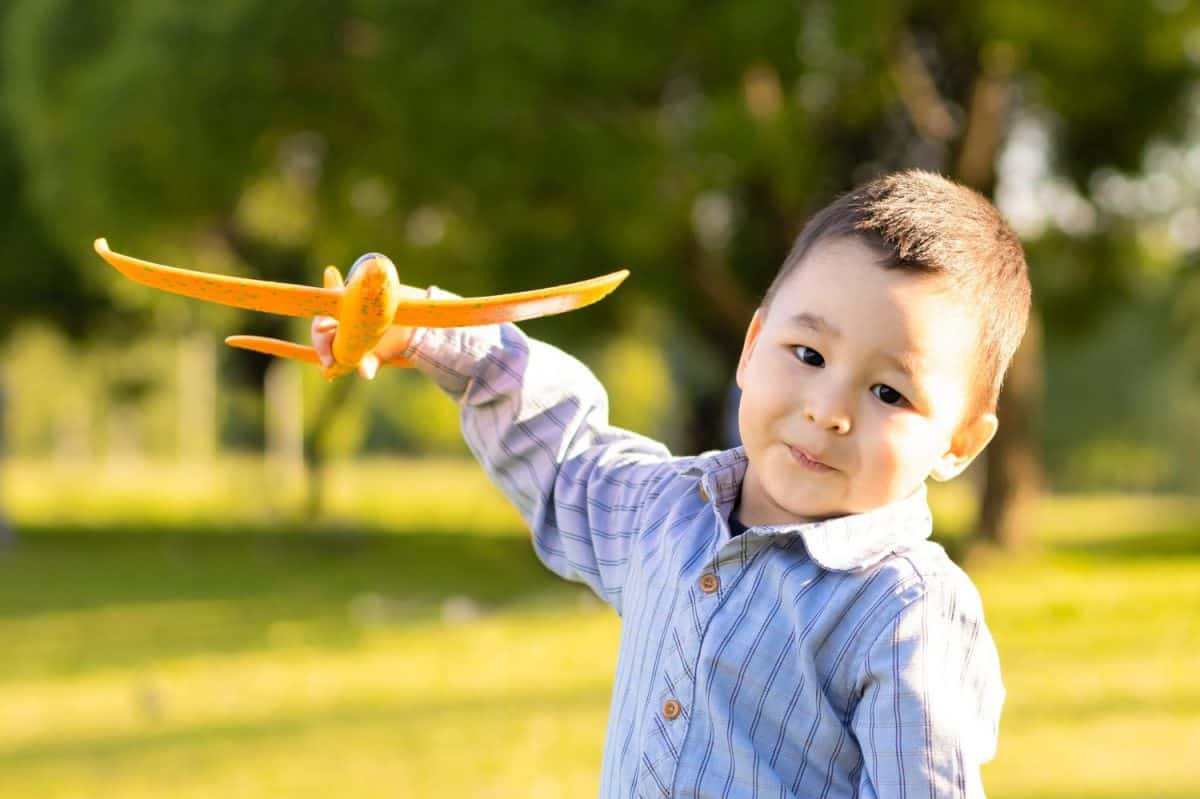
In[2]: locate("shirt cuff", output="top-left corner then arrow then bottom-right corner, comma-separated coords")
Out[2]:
400,286 -> 510,399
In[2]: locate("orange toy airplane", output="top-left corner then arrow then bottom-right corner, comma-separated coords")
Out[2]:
94,238 -> 628,380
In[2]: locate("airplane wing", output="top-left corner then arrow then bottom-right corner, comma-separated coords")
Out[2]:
94,238 -> 342,319
393,269 -> 630,327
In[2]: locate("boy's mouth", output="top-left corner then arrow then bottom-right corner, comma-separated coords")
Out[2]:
787,445 -> 836,472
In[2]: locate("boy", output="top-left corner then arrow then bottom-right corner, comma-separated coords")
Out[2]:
314,170 -> 1029,798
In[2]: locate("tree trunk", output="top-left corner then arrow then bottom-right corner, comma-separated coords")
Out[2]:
0,377 -> 13,551
302,375 -> 355,521
949,45 -> 1044,552
977,312 -> 1043,550
264,358 -> 306,513
177,332 -> 216,463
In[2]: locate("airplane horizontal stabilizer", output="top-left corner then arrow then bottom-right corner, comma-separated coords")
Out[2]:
224,335 -> 413,369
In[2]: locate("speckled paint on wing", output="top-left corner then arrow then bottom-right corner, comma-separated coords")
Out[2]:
94,239 -> 341,318
393,270 -> 629,327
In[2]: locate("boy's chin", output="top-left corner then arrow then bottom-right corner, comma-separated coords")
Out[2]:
741,460 -> 844,525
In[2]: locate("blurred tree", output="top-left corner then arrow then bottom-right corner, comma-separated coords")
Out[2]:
4,0 -> 1199,545
0,1 -> 99,339
0,129 -> 96,336
0,6 -> 108,548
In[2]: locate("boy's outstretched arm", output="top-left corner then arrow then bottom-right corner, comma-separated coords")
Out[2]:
851,576 -> 1004,798
324,288 -> 674,611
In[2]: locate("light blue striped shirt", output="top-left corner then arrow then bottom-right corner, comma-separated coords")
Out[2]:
406,307 -> 1004,799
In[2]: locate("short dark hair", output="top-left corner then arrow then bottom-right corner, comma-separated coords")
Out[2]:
763,170 -> 1030,418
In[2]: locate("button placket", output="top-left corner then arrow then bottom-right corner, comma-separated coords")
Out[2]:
651,610 -> 700,773
659,667 -> 690,721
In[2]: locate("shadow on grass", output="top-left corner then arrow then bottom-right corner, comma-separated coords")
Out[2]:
0,521 -> 589,679
0,521 -> 563,615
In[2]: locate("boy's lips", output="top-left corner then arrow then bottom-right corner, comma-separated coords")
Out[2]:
786,445 -> 836,472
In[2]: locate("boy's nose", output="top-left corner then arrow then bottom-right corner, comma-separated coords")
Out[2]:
805,401 -> 851,435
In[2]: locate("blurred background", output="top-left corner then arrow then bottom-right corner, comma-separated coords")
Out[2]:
1,1 -> 1199,796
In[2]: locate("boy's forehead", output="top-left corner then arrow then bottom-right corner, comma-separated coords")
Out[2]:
765,237 -> 979,377
767,237 -> 921,318
775,236 -> 945,307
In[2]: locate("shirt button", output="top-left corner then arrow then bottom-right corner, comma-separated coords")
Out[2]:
662,699 -> 682,720
699,574 -> 720,594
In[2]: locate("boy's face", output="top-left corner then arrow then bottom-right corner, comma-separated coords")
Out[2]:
735,236 -> 997,526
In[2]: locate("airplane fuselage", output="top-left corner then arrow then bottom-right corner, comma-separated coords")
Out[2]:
323,253 -> 403,380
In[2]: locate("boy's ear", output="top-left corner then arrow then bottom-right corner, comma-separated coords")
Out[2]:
929,412 -> 999,482
735,310 -> 764,390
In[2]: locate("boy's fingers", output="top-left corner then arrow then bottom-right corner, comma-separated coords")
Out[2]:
315,340 -> 333,368
312,316 -> 338,367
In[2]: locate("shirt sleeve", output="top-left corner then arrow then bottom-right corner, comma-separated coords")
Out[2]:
402,293 -> 674,612
851,576 -> 1005,798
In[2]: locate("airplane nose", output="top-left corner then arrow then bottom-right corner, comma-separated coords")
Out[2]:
347,252 -> 388,281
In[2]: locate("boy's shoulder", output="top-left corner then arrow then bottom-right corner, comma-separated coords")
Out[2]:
790,541 -> 991,676
866,538 -> 988,620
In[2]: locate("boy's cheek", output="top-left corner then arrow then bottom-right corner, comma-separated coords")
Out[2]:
863,431 -> 933,497
737,392 -> 777,441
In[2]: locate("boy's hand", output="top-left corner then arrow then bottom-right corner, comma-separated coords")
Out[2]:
312,301 -> 422,380
311,316 -> 374,378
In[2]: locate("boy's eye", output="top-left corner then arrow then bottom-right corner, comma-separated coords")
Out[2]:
792,346 -> 825,367
872,384 -> 907,407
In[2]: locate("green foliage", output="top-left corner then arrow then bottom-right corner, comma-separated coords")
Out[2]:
4,325 -> 102,455
3,0 -> 1200,478
10,0 -> 1194,340
1041,296 -> 1200,492
0,14 -> 96,338
360,369 -> 466,455
2,323 -> 473,460
3,323 -> 183,458
593,319 -> 680,444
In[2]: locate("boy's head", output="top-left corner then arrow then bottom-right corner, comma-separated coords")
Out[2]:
735,170 -> 1030,526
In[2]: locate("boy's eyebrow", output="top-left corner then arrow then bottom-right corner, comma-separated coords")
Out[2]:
789,312 -> 841,338
882,351 -> 920,381
790,311 -> 922,382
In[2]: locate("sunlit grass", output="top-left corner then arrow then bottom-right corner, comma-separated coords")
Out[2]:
1,457 -> 1198,797
0,607 -> 617,798
5,455 -> 524,533
977,550 -> 1200,798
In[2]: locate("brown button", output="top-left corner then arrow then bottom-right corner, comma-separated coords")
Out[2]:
699,574 -> 720,594
662,699 -> 682,720
699,484 -> 710,502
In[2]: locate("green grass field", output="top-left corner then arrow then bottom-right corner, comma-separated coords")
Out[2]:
2,458 -> 1198,798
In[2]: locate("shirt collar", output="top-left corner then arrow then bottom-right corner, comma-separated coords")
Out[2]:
672,448 -> 933,573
